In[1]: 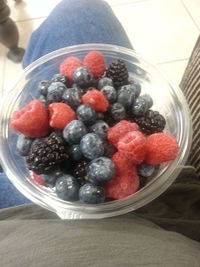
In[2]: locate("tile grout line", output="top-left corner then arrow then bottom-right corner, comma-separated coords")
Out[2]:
13,16 -> 47,24
181,0 -> 200,32
158,58 -> 189,65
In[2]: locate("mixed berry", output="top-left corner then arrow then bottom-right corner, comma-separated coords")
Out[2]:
10,51 -> 179,204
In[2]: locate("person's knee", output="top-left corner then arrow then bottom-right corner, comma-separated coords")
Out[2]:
55,0 -> 110,13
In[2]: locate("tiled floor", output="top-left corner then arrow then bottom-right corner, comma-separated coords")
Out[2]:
0,0 -> 199,96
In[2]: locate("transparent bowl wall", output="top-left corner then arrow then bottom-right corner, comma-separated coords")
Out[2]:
0,44 -> 192,219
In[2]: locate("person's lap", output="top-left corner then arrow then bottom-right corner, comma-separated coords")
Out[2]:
0,205 -> 199,267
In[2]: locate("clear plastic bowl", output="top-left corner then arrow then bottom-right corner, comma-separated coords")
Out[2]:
0,44 -> 192,219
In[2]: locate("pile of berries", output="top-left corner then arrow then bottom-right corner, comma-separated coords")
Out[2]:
11,50 -> 179,204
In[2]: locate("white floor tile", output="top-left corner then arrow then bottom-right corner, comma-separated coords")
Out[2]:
16,18 -> 45,49
3,60 -> 23,94
182,0 -> 200,29
112,0 -> 199,63
3,18 -> 45,93
8,0 -> 60,22
158,59 -> 188,86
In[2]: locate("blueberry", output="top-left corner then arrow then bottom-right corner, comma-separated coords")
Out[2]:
62,87 -> 81,109
110,103 -> 126,121
56,174 -> 79,201
39,95 -> 47,106
96,112 -> 104,120
41,169 -> 63,187
140,94 -> 153,109
103,141 -> 117,158
89,120 -> 109,140
73,66 -> 94,88
100,85 -> 117,103
68,145 -> 83,161
38,80 -> 50,96
117,85 -> 135,109
47,81 -> 66,94
137,163 -> 156,178
128,78 -> 141,98
80,133 -> 104,160
47,82 -> 67,104
72,83 -> 80,89
87,157 -> 115,184
30,138 -> 41,152
51,73 -> 68,85
16,134 -> 33,156
98,77 -> 113,89
79,183 -> 105,204
63,120 -> 87,145
76,104 -> 96,126
132,96 -> 149,117
72,83 -> 83,94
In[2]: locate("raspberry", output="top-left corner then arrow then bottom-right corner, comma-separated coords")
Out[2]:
32,173 -> 46,186
83,51 -> 106,79
10,100 -> 49,138
111,152 -> 133,175
104,164 -> 139,200
107,120 -> 139,147
145,132 -> 179,164
48,102 -> 76,129
118,131 -> 146,164
60,56 -> 83,84
82,89 -> 109,112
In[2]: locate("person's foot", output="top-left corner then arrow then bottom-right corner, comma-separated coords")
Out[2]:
7,47 -> 25,63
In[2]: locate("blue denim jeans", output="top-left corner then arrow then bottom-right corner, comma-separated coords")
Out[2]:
0,0 -> 132,208
23,0 -> 132,67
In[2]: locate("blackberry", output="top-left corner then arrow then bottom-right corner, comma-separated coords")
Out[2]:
135,110 -> 166,134
106,59 -> 128,88
73,161 -> 88,186
26,132 -> 68,174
